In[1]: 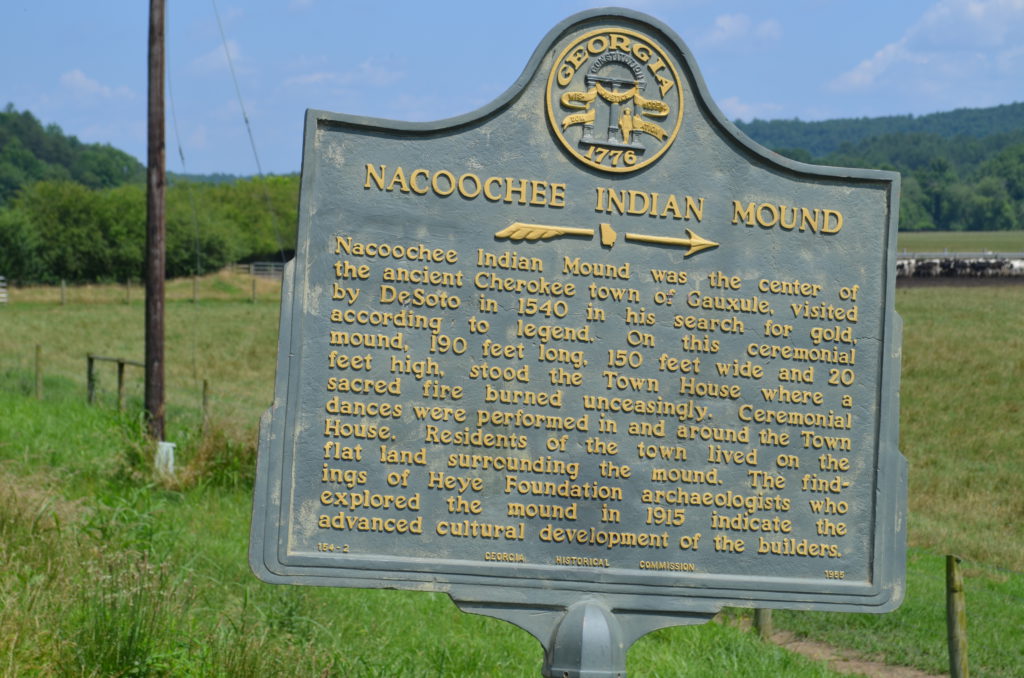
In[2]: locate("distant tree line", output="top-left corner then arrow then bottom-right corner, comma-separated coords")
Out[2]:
0,104 -> 145,204
1,102 -> 1022,283
0,175 -> 296,284
736,102 -> 1024,156
0,174 -> 297,284
769,133 -> 1024,231
0,105 -> 296,284
737,103 -> 1024,232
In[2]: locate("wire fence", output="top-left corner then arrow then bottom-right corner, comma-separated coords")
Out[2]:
229,261 -> 286,277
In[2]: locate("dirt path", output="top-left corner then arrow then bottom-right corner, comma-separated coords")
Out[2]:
770,630 -> 945,678
724,614 -> 945,678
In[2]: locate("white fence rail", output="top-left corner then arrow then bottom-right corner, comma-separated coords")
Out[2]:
230,262 -> 287,277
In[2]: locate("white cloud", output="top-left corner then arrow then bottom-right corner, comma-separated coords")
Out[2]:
912,0 -> 1024,50
284,59 -> 405,89
830,0 -> 1024,93
831,40 -> 916,90
718,96 -> 783,122
706,14 -> 752,44
59,69 -> 133,101
702,13 -> 783,46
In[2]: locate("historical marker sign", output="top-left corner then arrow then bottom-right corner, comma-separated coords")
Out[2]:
251,9 -> 906,675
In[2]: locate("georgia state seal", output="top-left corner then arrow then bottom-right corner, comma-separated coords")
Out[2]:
546,28 -> 683,173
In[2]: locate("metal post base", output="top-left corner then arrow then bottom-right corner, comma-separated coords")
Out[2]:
454,594 -> 717,678
542,600 -> 625,678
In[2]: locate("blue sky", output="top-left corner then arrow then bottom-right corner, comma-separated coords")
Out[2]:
2,0 -> 1022,175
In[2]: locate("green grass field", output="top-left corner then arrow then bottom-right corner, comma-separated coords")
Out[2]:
897,229 -> 1024,253
1,274 -> 1022,676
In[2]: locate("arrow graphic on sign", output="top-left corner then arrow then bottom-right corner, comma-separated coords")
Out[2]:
494,222 -> 718,257
494,222 -> 595,240
624,228 -> 719,257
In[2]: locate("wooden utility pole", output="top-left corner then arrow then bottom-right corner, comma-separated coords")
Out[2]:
145,0 -> 166,440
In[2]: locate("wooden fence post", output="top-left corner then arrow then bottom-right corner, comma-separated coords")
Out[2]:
202,378 -> 210,430
947,555 -> 968,678
85,355 -> 144,408
87,355 -> 96,404
117,360 -> 127,411
35,344 -> 43,400
753,609 -> 773,640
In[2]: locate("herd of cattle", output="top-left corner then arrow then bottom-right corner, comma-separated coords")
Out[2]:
896,254 -> 1024,278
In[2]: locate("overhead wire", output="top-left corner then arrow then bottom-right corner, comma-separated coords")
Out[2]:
211,0 -> 289,265
166,34 -> 206,383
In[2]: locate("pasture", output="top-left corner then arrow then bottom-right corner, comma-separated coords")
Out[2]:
0,273 -> 1021,676
897,229 -> 1024,253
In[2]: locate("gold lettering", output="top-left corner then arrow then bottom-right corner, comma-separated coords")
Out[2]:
361,163 -> 566,207
732,201 -> 843,235
364,163 -> 386,190
458,173 -> 481,198
647,58 -> 675,97
431,170 -> 455,196
387,166 -> 410,193
609,34 -> 631,52
410,168 -> 430,194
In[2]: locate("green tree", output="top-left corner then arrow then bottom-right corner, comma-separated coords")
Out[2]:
95,183 -> 146,281
0,104 -> 144,205
14,181 -> 107,282
961,176 -> 1018,231
898,176 -> 936,231
0,205 -> 43,280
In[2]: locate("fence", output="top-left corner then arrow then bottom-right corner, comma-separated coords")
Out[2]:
87,354 -> 144,411
230,261 -> 286,277
750,553 -> 993,677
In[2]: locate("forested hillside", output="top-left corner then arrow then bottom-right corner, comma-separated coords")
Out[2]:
736,103 -> 1024,232
0,105 -> 144,205
1,102 -> 1022,283
0,105 -> 296,283
735,102 -> 1024,156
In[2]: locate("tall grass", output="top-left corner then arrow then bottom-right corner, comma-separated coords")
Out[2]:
1,271 -> 280,441
774,548 -> 1024,677
1,275 -> 1022,676
0,391 -> 855,676
3,273 -> 1019,568
897,285 -> 1024,569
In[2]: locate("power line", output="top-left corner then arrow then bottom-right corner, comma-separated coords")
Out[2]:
167,65 -> 205,382
211,0 -> 288,263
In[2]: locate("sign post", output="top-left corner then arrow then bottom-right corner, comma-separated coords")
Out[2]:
250,9 -> 906,676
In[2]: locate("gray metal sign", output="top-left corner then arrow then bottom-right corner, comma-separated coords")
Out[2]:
250,8 -> 905,676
